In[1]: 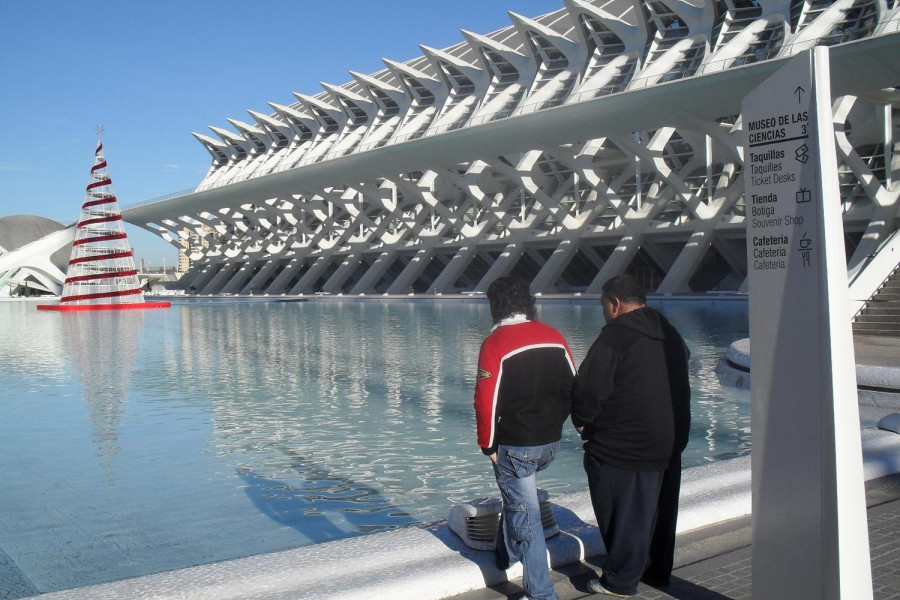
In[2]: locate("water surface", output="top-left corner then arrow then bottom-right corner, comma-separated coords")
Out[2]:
0,297 -> 749,594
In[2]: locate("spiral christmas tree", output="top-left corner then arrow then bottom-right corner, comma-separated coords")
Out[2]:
38,137 -> 170,311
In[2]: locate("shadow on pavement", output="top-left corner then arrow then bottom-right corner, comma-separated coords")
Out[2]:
656,578 -> 733,600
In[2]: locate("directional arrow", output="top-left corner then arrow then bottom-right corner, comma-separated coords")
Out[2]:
795,86 -> 805,103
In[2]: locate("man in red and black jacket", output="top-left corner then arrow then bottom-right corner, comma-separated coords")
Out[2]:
474,276 -> 576,600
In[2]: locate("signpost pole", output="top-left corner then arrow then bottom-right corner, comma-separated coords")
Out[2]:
741,46 -> 872,600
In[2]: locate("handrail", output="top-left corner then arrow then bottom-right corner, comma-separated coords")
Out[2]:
122,15 -> 900,214
848,227 -> 900,319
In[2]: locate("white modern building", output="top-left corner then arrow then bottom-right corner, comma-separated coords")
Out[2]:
4,0 -> 900,301
0,215 -> 71,297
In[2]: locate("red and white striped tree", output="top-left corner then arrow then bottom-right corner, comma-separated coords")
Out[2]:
59,138 -> 144,306
39,134 -> 169,311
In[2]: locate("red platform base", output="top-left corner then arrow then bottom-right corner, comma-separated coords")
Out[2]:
37,301 -> 171,312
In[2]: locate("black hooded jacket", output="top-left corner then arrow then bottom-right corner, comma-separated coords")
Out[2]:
572,306 -> 689,471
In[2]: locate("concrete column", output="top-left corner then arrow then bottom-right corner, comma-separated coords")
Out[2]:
656,227 -> 714,293
387,248 -> 435,294
267,258 -> 305,295
584,231 -> 642,294
241,259 -> 280,294
289,256 -> 333,295
428,245 -> 478,293
530,237 -> 581,293
186,263 -> 223,294
351,250 -> 398,294
847,205 -> 897,279
711,236 -> 750,283
475,242 -> 525,291
200,262 -> 242,295
322,253 -> 363,294
220,261 -> 257,294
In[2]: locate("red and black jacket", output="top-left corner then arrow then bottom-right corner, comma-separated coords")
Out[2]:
474,316 -> 576,455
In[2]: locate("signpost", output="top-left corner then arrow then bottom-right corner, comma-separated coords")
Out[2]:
742,47 -> 872,599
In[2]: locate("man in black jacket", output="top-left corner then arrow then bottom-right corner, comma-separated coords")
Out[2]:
571,275 -> 690,598
643,306 -> 691,588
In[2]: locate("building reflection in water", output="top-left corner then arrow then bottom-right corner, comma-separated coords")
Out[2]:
174,300 -> 505,526
0,298 -> 752,592
61,310 -> 144,478
169,299 -> 749,526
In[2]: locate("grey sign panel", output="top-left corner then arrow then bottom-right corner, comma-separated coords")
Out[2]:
742,47 -> 872,600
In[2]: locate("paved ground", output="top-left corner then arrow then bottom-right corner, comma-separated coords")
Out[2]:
444,472 -> 900,600
855,335 -> 900,369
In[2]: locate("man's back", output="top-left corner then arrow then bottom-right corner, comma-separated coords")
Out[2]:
572,306 -> 675,471
475,318 -> 575,451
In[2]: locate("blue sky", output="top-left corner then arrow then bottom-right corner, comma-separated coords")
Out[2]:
0,1 -> 562,268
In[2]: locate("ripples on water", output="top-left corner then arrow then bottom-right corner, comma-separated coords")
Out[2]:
0,298 -> 749,593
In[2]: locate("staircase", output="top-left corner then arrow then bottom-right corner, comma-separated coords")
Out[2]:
853,266 -> 900,337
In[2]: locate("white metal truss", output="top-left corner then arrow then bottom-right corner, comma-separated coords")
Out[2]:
119,0 -> 900,296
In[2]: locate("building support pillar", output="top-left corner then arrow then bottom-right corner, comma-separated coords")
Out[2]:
322,253 -> 363,294
289,255 -> 333,295
352,250 -> 398,294
656,227 -> 714,293
201,262 -> 242,295
530,237 -> 581,293
184,262 -> 221,294
475,242 -> 525,292
584,231 -> 642,294
267,258 -> 305,295
428,245 -> 478,294
387,248 -> 435,294
220,260 -> 258,294
242,259 -> 280,294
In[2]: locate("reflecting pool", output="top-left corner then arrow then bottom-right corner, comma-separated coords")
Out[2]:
0,297 -> 749,595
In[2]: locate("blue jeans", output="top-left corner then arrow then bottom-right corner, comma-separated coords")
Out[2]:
492,442 -> 560,600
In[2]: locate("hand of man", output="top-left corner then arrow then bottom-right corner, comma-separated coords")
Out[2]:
489,452 -> 498,464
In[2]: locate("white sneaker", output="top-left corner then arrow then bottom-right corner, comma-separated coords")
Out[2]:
587,578 -> 633,597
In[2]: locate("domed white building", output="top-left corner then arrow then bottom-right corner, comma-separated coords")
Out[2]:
0,215 -> 71,296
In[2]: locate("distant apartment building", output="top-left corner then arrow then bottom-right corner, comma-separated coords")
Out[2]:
177,225 -> 213,274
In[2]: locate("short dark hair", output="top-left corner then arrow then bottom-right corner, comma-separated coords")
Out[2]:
601,274 -> 646,305
486,276 -> 536,323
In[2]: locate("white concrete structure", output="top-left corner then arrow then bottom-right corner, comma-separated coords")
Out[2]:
5,1 -> 900,297
121,0 -> 900,297
0,216 -> 72,297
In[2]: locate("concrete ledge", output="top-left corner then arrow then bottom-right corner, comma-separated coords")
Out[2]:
858,363 -> 900,391
716,338 -> 900,407
26,512 -> 602,600
724,338 -> 751,370
26,428 -> 900,600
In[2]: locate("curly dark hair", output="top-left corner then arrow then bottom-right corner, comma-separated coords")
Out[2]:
486,276 -> 537,324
